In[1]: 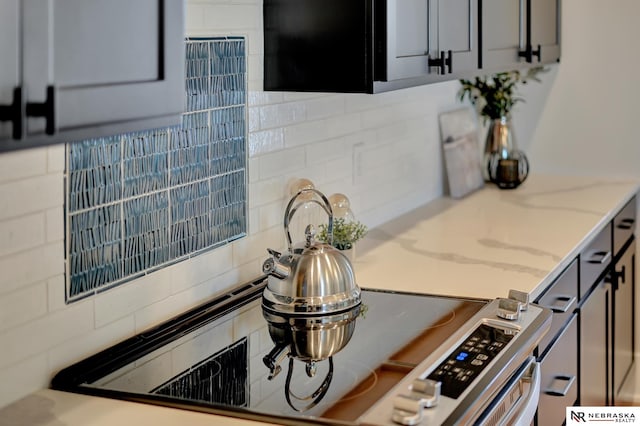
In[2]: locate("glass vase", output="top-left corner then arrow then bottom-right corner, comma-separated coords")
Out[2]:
483,116 -> 529,189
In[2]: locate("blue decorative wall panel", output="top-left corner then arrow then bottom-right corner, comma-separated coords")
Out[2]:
65,37 -> 247,302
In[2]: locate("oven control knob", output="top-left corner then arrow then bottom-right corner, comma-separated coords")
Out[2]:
508,289 -> 529,311
391,379 -> 441,425
496,298 -> 521,321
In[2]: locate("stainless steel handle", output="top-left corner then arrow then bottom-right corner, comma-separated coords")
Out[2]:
540,295 -> 576,314
477,357 -> 540,426
585,250 -> 612,265
544,374 -> 576,397
509,360 -> 541,426
283,188 -> 333,249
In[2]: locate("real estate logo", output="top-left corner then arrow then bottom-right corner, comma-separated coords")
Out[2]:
567,407 -> 639,424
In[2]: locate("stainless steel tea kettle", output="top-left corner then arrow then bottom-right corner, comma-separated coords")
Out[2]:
262,188 -> 361,316
260,188 -> 362,412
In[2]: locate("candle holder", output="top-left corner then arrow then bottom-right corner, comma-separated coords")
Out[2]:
487,150 -> 529,189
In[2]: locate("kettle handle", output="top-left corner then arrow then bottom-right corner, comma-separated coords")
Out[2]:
284,356 -> 334,412
284,188 -> 333,250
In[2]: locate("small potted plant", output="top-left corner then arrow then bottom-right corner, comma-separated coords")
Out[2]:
317,217 -> 368,260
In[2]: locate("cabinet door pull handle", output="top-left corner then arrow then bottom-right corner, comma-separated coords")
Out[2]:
616,265 -> 626,285
585,250 -> 611,265
532,44 -> 542,62
541,295 -> 576,314
428,50 -> 453,74
25,85 -> 55,135
617,218 -> 635,230
445,50 -> 452,73
518,44 -> 542,63
0,86 -> 22,140
544,374 -> 575,397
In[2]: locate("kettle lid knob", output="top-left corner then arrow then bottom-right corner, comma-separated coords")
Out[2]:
305,225 -> 317,247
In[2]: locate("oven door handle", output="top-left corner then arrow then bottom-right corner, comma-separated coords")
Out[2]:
476,357 -> 541,426
509,359 -> 541,426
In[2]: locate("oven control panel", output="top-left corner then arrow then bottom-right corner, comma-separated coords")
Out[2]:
426,323 -> 515,399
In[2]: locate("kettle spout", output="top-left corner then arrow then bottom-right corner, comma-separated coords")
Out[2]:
263,343 -> 289,380
263,256 -> 290,280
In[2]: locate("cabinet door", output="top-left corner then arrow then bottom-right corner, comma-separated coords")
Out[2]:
482,0 -> 526,71
385,0 -> 476,81
530,0 -> 560,64
0,0 -> 21,141
580,278 -> 611,406
437,0 -> 478,73
385,0 -> 435,81
538,315 -> 578,426
21,0 -> 184,143
612,239 -> 635,401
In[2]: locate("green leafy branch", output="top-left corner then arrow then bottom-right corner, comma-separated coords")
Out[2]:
458,67 -> 547,123
317,218 -> 368,251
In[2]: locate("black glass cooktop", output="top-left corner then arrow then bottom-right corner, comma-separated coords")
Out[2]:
52,278 -> 486,424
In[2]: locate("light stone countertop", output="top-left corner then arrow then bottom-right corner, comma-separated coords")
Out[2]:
0,389 -> 276,426
2,174 -> 638,426
354,174 -> 639,301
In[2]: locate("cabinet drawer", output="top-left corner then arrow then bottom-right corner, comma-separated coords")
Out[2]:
537,315 -> 578,426
613,196 -> 636,257
535,259 -> 578,356
579,223 -> 612,300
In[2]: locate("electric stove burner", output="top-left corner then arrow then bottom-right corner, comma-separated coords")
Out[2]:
52,278 -> 502,425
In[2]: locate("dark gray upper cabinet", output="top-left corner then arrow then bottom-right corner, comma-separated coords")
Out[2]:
264,0 -> 478,93
264,0 -> 559,93
482,0 -> 560,71
381,0 -> 478,85
0,0 -> 185,152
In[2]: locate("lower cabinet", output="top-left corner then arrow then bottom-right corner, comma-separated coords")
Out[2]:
535,195 -> 637,424
612,238 -> 635,403
538,315 -> 578,426
579,277 -> 611,406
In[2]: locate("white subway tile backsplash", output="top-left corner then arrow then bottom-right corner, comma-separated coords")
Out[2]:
169,246 -> 234,294
306,136 -> 351,166
232,227 -> 282,268
248,91 -> 284,107
46,145 -> 65,173
47,275 -> 66,313
248,177 -> 286,209
259,102 -> 306,129
48,315 -> 136,376
257,201 -> 283,232
0,213 -> 46,258
203,5 -> 260,30
0,174 -> 62,221
258,147 -> 306,180
45,207 -> 64,243
0,147 -> 47,184
94,270 -> 172,328
0,299 -> 94,370
0,243 -> 63,296
248,128 -> 284,157
305,95 -> 347,121
0,282 -> 47,333
0,354 -> 49,409
134,292 -> 191,333
284,120 -> 330,147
